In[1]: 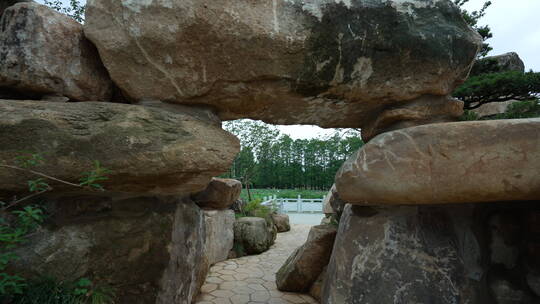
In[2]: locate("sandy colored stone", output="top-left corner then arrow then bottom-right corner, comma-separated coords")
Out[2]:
276,225 -> 336,292
204,209 -> 235,266
0,3 -> 112,101
193,178 -> 242,210
85,0 -> 480,132
0,100 -> 239,196
272,214 -> 291,233
336,119 -> 540,205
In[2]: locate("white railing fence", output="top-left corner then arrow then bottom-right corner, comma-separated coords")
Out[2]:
261,195 -> 325,214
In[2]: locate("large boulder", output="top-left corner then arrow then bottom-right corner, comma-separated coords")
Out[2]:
203,209 -> 235,265
192,178 -> 242,210
0,100 -> 239,196
472,99 -> 519,118
272,213 -> 291,232
322,204 -> 483,304
85,0 -> 480,134
0,3 -> 112,101
276,225 -> 336,292
9,195 -> 205,304
471,52 -> 526,76
233,217 -> 275,255
336,119 -> 540,205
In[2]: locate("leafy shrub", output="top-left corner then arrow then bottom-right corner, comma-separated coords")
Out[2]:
0,153 -> 114,303
459,110 -> 480,121
492,99 -> 540,119
6,277 -> 115,304
0,205 -> 44,295
241,199 -> 273,219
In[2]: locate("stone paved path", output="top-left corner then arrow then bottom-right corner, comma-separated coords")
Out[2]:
195,224 -> 318,304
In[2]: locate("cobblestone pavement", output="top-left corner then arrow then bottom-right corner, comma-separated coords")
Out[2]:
195,224 -> 318,304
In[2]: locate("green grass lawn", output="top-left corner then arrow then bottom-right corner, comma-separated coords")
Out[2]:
240,188 -> 328,201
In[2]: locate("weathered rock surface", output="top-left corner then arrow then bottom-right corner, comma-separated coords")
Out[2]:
192,178 -> 242,210
489,214 -> 520,270
471,52 -> 526,76
322,184 -> 346,219
272,213 -> 291,233
85,0 -> 480,132
309,268 -> 327,302
277,225 -> 336,292
336,119 -> 540,205
321,201 -> 540,303
0,100 -> 239,196
233,217 -> 275,255
472,99 -> 519,118
0,3 -> 112,101
9,195 -> 205,304
193,209 -> 235,299
489,276 -> 533,304
203,209 -> 235,265
527,272 -> 540,297
0,0 -> 30,18
322,204 -> 482,304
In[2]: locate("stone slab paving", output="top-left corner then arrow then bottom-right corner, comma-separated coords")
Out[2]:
195,224 -> 318,304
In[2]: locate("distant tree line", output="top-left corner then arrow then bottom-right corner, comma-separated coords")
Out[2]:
222,120 -> 363,191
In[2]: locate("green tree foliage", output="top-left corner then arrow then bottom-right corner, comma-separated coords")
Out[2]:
454,71 -> 540,109
223,120 -> 364,191
43,0 -> 85,22
0,154 -> 114,303
454,0 -> 493,57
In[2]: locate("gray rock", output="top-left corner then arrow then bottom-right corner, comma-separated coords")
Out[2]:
472,52 -> 525,75
157,198 -> 205,304
234,217 -> 275,255
0,100 -> 239,196
277,225 -> 336,292
10,195 -> 205,304
490,277 -> 532,304
203,209 -> 235,265
322,184 -> 346,219
85,0 -> 480,135
192,178 -> 242,210
527,272 -> 540,297
272,213 -> 291,233
0,3 -> 112,101
489,214 -> 520,270
471,99 -> 520,118
336,119 -> 540,205
322,204 -> 482,304
0,0 -> 31,18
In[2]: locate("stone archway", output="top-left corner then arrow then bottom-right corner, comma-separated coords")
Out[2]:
2,0 -> 538,304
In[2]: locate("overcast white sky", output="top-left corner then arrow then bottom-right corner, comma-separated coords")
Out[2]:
45,0 -> 539,139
